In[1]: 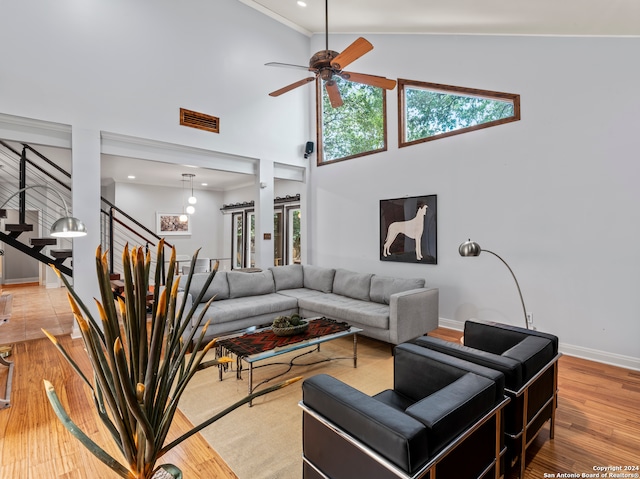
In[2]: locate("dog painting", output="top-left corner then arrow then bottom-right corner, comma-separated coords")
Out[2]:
380,195 -> 437,264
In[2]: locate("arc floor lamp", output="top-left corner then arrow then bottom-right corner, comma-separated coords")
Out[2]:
0,184 -> 87,238
459,239 -> 529,329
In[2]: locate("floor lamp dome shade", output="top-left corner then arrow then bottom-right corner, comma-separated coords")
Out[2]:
51,216 -> 87,237
458,239 -> 529,329
0,185 -> 88,238
459,239 -> 482,257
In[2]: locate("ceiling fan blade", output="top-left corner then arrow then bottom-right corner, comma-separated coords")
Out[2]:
340,71 -> 397,90
325,80 -> 343,108
265,62 -> 312,71
269,77 -> 315,97
330,37 -> 373,70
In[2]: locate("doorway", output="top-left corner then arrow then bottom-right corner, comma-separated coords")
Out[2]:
0,209 -> 40,284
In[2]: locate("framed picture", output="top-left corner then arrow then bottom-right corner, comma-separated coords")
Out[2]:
156,212 -> 191,236
380,195 -> 437,264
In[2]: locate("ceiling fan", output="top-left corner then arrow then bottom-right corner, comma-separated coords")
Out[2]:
266,0 -> 397,108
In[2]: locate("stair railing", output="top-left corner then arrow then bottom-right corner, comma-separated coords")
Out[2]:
101,198 -> 173,284
1,140 -> 173,282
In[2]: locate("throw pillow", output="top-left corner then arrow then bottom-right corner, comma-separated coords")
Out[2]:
332,269 -> 373,301
269,264 -> 304,291
303,265 -> 336,293
369,275 -> 425,304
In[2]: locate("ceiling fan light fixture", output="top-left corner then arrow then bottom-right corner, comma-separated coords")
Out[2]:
266,0 -> 396,108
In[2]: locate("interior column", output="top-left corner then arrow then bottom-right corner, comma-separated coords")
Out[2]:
255,159 -> 274,268
70,127 -> 101,338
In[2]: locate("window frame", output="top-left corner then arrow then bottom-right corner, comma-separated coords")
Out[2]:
316,78 -> 388,166
285,205 -> 301,265
273,207 -> 284,266
224,195 -> 301,268
231,211 -> 244,269
244,209 -> 255,268
397,79 -> 520,148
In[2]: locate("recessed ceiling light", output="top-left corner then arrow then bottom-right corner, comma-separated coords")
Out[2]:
127,175 -> 136,179
297,1 -> 307,7
201,183 -> 208,186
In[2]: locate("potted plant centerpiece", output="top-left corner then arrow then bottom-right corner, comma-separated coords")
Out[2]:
43,241 -> 299,479
271,313 -> 309,336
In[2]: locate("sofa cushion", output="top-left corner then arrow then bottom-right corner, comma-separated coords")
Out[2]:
405,373 -> 496,455
297,293 -> 389,329
269,264 -> 304,291
187,272 -> 229,302
303,265 -> 335,293
464,320 -> 559,356
502,335 -> 555,384
332,269 -> 373,301
303,374 -> 430,474
370,275 -> 425,305
373,389 -> 415,412
412,336 -> 515,394
276,288 -> 325,300
192,293 -> 297,326
227,270 -> 275,298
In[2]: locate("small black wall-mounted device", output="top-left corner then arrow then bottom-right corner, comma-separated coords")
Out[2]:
304,141 -> 314,158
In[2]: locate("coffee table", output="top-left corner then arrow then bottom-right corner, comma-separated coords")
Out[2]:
211,317 -> 362,405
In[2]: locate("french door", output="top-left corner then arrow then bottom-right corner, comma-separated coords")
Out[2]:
231,204 -> 300,268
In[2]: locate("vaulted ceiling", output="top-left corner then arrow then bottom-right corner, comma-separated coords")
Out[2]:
78,1 -> 640,192
239,0 -> 640,37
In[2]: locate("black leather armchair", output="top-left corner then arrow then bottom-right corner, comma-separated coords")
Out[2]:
300,343 -> 509,479
414,320 -> 560,478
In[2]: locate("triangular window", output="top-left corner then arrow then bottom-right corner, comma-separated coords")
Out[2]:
398,79 -> 520,147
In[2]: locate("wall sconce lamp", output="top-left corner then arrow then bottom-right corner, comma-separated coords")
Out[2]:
1,185 -> 87,238
458,239 -> 529,329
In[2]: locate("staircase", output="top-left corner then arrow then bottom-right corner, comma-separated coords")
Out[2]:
0,140 -> 172,283
0,141 -> 75,277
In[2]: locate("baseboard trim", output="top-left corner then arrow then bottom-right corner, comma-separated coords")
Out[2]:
559,343 -> 640,371
438,318 -> 640,372
438,317 -> 464,331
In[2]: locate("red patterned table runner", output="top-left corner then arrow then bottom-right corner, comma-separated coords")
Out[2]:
217,317 -> 350,357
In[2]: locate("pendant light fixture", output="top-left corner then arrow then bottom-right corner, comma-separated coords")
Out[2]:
188,182 -> 197,205
179,173 -> 191,222
183,173 -> 196,215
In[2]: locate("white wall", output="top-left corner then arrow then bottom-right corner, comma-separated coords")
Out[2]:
114,182 -> 225,260
0,0 -> 310,306
0,0 -> 311,166
309,34 -> 640,367
3,0 -> 637,367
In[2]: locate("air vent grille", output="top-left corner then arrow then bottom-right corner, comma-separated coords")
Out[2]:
180,108 -> 219,133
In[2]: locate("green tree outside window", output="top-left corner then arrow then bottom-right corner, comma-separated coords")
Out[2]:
318,77 -> 387,164
399,80 -> 520,147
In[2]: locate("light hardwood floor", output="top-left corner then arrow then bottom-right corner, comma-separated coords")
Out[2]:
0,284 -> 237,479
1,285 -> 639,478
0,283 -> 74,343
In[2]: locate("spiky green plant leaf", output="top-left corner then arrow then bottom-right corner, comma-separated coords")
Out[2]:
43,242 -> 299,479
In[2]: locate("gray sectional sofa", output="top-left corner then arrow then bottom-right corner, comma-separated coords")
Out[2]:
181,264 -> 439,347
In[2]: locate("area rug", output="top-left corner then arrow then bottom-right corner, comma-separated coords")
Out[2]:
179,335 -> 394,479
216,317 -> 350,357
